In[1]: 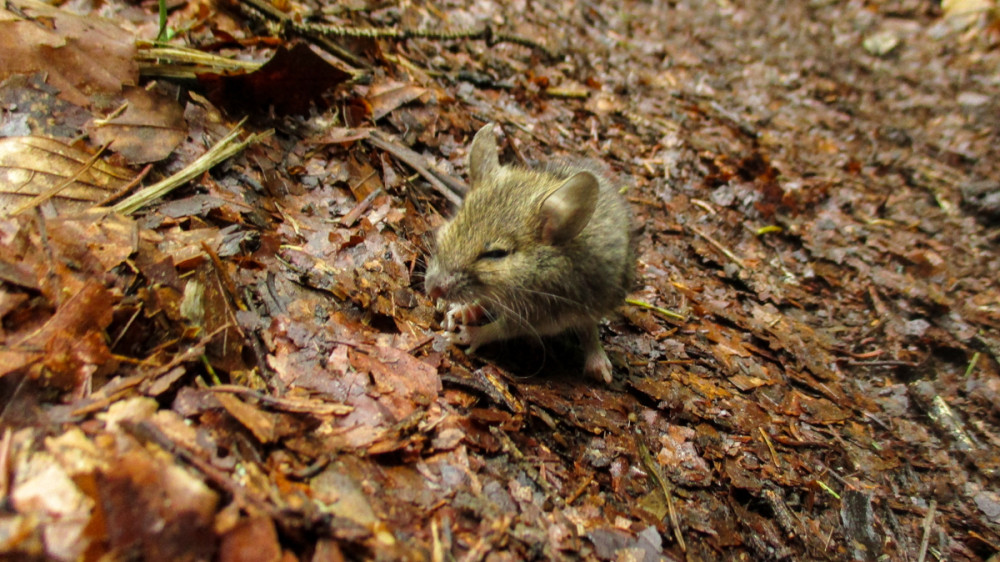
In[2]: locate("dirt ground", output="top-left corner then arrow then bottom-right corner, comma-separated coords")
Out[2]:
1,0 -> 999,560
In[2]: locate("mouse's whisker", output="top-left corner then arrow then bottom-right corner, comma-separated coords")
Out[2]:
511,286 -> 584,310
489,291 -> 546,351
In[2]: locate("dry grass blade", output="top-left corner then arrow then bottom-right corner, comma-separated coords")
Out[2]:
109,120 -> 272,215
136,42 -> 262,79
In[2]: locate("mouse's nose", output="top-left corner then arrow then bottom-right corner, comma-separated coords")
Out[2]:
427,284 -> 445,300
424,269 -> 451,300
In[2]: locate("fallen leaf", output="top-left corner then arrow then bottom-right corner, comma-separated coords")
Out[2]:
11,281 -> 116,388
215,392 -> 310,443
199,42 -> 350,116
218,517 -> 282,562
11,451 -> 94,561
0,136 -> 133,215
367,81 -> 426,121
942,0 -> 994,29
0,0 -> 137,108
88,85 -> 187,164
98,444 -> 218,561
0,73 -> 93,138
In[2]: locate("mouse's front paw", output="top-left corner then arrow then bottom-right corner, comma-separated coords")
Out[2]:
584,346 -> 614,384
443,302 -> 487,332
445,324 -> 482,353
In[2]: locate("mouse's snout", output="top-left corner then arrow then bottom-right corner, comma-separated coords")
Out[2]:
427,283 -> 446,300
424,261 -> 451,300
425,274 -> 456,300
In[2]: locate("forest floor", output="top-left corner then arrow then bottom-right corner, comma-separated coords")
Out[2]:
1,0 -> 999,560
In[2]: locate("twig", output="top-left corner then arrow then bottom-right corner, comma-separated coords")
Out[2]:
340,186 -> 382,227
110,120 -> 271,215
759,427 -> 780,466
566,472 -> 594,505
97,163 -> 153,206
206,385 -> 352,415
625,297 -> 686,321
637,436 -> 686,552
545,87 -> 588,99
235,0 -> 368,71
672,91 -> 759,139
916,500 -> 936,562
845,359 -> 918,367
237,0 -> 557,61
0,429 -> 12,499
814,460 -> 856,491
120,419 -> 280,517
366,131 -> 465,206
136,43 -> 262,79
690,226 -> 747,269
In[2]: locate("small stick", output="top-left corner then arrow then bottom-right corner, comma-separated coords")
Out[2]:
0,429 -> 12,499
916,500 -> 936,562
367,132 -> 464,206
845,359 -> 918,368
340,186 -> 382,227
235,0 -> 368,70
637,437 -> 686,552
690,226 -> 747,269
566,472 -> 594,505
759,427 -> 780,467
625,297 -> 686,321
98,164 -> 154,207
111,120 -> 270,215
206,385 -> 352,415
293,18 -> 556,59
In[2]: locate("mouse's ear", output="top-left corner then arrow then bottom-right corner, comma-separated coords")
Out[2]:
468,123 -> 500,188
538,171 -> 599,245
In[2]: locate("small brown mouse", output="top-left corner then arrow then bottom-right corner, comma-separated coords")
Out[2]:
424,123 -> 634,383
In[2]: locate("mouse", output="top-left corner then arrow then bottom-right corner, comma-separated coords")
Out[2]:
424,123 -> 635,383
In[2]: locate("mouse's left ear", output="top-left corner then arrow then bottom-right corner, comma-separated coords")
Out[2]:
538,171 -> 599,245
468,123 -> 500,188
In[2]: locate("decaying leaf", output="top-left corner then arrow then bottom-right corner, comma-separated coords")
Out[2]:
0,73 -> 93,138
87,85 -> 187,164
0,0 -> 137,108
942,0 -> 995,29
367,81 -> 427,121
199,42 -> 350,116
0,136 -> 133,215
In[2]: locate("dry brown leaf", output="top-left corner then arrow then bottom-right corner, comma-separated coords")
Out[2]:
218,517 -> 282,562
88,86 -> 187,164
198,42 -> 349,116
215,393 -> 310,443
0,0 -> 137,108
942,0 -> 995,29
98,443 -> 218,560
0,136 -> 133,215
0,73 -> 93,138
13,281 -> 116,388
367,81 -> 427,121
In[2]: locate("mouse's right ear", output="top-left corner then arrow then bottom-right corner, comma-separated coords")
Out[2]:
538,171 -> 599,246
468,123 -> 500,188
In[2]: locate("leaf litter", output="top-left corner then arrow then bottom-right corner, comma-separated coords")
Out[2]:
0,0 -> 999,560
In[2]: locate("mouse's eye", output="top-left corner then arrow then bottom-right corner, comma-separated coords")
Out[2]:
478,248 -> 510,260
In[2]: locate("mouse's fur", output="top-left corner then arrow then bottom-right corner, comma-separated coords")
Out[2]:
424,123 -> 634,382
